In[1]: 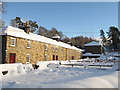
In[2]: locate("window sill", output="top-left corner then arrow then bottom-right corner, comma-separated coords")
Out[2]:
26,62 -> 30,64
27,47 -> 31,49
10,45 -> 16,47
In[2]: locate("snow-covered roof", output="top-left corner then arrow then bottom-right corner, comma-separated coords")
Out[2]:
83,53 -> 101,56
1,26 -> 82,51
84,41 -> 101,46
52,35 -> 60,39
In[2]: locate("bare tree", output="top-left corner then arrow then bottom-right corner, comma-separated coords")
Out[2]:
0,1 -> 3,13
37,26 -> 48,36
70,36 -> 93,48
0,1 -> 5,28
0,19 -> 4,28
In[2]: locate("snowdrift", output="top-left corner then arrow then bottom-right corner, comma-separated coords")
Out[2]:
0,63 -> 33,80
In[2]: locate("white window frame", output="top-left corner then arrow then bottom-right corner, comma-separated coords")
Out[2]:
53,46 -> 55,52
61,55 -> 63,60
44,55 -> 48,61
10,37 -> 16,47
55,46 -> 58,52
61,48 -> 64,52
45,44 -> 48,51
27,40 -> 31,48
26,54 -> 30,64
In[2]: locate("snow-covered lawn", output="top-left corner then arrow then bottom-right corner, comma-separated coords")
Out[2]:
1,52 -> 119,88
1,62 -> 119,88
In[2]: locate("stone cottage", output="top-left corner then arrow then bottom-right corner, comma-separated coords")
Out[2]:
0,26 -> 82,64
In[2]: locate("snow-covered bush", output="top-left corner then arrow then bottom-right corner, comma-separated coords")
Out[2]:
17,64 -> 26,75
0,63 -> 22,77
23,64 -> 34,72
0,63 -> 33,79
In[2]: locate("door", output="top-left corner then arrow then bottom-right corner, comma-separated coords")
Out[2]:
9,53 -> 16,63
53,55 -> 55,61
72,56 -> 74,60
56,55 -> 58,61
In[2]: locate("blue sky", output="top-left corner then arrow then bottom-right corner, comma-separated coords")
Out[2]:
3,2 -> 118,38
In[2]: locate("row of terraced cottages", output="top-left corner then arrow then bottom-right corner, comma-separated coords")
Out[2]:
0,26 -> 82,64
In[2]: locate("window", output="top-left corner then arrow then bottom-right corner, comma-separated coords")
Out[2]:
53,55 -> 58,61
69,56 -> 71,60
61,55 -> 63,60
72,51 -> 74,54
55,47 -> 58,52
10,37 -> 16,47
72,56 -> 74,60
53,47 -> 55,52
27,40 -> 31,48
56,55 -> 58,61
44,55 -> 48,61
61,48 -> 64,53
45,44 -> 48,51
26,54 -> 30,63
53,46 -> 58,52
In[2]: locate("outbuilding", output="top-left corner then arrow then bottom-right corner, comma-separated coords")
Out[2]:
84,41 -> 104,54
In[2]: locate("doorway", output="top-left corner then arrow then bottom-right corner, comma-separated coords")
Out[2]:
9,53 -> 16,63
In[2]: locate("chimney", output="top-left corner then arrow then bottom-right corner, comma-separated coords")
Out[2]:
67,42 -> 73,46
24,21 -> 30,34
52,34 -> 60,41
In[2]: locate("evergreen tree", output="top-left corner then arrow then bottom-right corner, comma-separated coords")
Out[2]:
107,26 -> 120,50
10,17 -> 38,33
28,20 -> 38,33
100,29 -> 106,46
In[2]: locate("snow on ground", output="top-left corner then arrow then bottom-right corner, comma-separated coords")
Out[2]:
1,52 -> 120,88
1,62 -> 119,88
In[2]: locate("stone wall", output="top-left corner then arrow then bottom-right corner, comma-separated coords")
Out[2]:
6,35 -> 82,64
